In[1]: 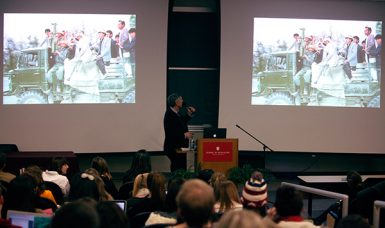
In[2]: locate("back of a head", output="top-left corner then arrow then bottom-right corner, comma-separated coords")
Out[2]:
251,171 -> 264,182
274,185 -> 303,217
24,165 -> 43,182
209,172 -> 227,188
215,180 -> 240,211
176,179 -> 215,227
83,168 -> 110,201
346,171 -> 362,189
23,165 -> 45,193
216,210 -> 268,228
2,175 -> 36,218
51,201 -> 100,228
197,169 -> 214,184
147,172 -> 166,206
91,157 -> 110,176
126,150 -> 152,182
51,157 -> 68,174
166,177 -> 185,212
69,172 -> 99,201
96,201 -> 129,228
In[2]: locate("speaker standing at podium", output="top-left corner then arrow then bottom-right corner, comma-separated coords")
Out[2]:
163,93 -> 196,171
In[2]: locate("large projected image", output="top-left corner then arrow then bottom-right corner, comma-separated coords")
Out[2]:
251,18 -> 382,107
3,13 -> 136,104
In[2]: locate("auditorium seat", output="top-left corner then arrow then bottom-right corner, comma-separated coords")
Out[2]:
131,211 -> 151,228
0,144 -> 19,153
44,181 -> 64,205
118,181 -> 134,200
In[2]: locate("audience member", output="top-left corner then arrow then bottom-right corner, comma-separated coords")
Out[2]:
241,170 -> 268,215
126,173 -> 150,218
145,177 -> 185,226
0,152 -> 15,184
120,150 -> 152,199
91,156 -> 119,199
24,165 -> 57,205
43,157 -> 70,197
215,209 -> 277,228
174,179 -> 215,228
197,169 -> 214,184
127,172 -> 166,218
50,157 -> 70,176
346,171 -> 366,213
213,180 -> 243,213
1,174 -> 56,219
209,172 -> 227,189
314,171 -> 365,225
1,175 -> 36,218
147,172 -> 167,210
69,171 -> 100,201
96,201 -> 130,228
122,150 -> 152,184
353,180 -> 385,224
165,177 -> 185,214
132,173 -> 150,198
84,168 -> 113,201
50,200 -> 100,228
0,182 -> 22,228
267,185 -> 320,228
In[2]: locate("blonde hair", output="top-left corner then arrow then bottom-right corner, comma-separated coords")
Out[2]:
132,173 -> 149,197
209,172 -> 227,188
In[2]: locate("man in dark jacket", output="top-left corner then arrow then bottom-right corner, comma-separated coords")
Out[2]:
163,93 -> 195,171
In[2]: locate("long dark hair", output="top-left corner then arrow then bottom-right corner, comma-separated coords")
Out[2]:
122,149 -> 152,183
147,172 -> 166,210
51,157 -> 69,175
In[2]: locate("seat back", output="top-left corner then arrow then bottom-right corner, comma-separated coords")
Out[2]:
118,181 -> 134,200
131,212 -> 151,228
44,181 -> 64,205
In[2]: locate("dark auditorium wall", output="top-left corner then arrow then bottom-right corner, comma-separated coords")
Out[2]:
166,0 -> 220,127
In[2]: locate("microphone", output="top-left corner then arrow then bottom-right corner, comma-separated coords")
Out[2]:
183,102 -> 195,114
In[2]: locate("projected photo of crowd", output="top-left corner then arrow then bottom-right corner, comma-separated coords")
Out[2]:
3,13 -> 136,104
251,18 -> 382,108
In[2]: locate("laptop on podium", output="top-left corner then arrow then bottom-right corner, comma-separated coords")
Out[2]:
203,128 -> 227,139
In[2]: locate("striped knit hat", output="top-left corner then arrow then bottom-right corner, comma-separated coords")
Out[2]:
241,171 -> 268,208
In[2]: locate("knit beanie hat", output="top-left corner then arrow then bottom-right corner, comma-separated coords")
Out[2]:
241,171 -> 268,208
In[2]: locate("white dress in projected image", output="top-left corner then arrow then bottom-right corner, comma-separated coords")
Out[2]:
251,18 -> 381,108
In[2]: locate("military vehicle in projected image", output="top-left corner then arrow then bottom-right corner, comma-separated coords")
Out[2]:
3,47 -> 135,104
251,51 -> 380,107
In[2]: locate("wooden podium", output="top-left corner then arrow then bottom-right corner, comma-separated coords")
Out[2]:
197,138 -> 238,174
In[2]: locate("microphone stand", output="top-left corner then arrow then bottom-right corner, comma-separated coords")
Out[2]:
236,124 -> 273,169
236,124 -> 274,152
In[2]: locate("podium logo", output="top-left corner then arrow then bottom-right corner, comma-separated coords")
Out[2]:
203,142 -> 233,162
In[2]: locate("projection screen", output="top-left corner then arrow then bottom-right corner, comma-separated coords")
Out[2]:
0,0 -> 168,152
220,0 -> 385,153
